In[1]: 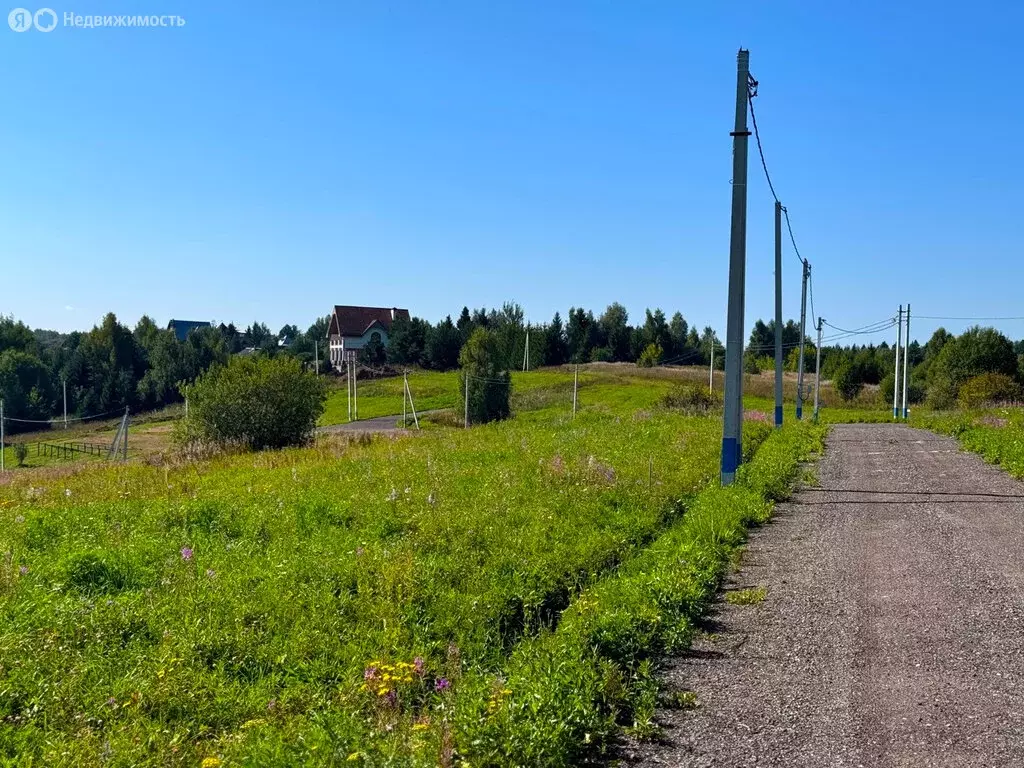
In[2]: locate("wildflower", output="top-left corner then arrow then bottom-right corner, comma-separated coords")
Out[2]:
435,677 -> 450,692
427,492 -> 436,506
412,722 -> 429,732
404,487 -> 411,495
383,689 -> 398,705
414,656 -> 425,675
201,758 -> 221,768
355,547 -> 364,557
18,565 -> 28,576
387,488 -> 398,502
64,488 -> 72,498
364,666 -> 379,681
14,515 -> 24,524
347,753 -> 361,762
267,699 -> 277,711
180,547 -> 194,562
205,569 -> 216,579
106,697 -> 117,707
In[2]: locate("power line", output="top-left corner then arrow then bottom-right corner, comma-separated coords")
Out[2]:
748,86 -> 806,269
915,315 -> 1024,321
822,318 -> 897,336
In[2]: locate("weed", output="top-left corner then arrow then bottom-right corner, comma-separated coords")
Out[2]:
725,586 -> 768,606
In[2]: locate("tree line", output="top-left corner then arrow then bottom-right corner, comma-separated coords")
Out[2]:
4,305 -> 1023,434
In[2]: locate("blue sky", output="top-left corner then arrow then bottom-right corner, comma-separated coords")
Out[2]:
2,1 -> 1022,345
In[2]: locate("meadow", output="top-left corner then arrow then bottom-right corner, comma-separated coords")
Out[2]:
0,368 -> 825,766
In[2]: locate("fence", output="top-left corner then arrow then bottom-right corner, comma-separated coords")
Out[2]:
36,441 -> 110,460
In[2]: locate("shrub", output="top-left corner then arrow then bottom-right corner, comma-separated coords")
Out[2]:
661,382 -> 723,414
636,343 -> 663,368
458,328 -> 511,425
12,442 -> 27,467
589,346 -> 613,363
832,362 -> 863,401
957,373 -> 1023,409
180,356 -> 327,450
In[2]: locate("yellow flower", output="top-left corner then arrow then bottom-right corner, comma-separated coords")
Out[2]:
241,718 -> 266,729
347,753 -> 361,762
412,723 -> 428,732
201,758 -> 222,768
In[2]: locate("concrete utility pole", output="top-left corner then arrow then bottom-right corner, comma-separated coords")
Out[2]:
347,359 -> 352,421
522,327 -> 530,371
796,259 -> 809,420
774,200 -> 783,427
721,48 -> 751,486
814,317 -> 824,420
63,379 -> 68,429
893,306 -> 903,420
902,304 -> 911,419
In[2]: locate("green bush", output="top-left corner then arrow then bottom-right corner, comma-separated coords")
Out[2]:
661,382 -> 723,414
180,356 -> 326,450
957,373 -> 1022,409
636,343 -> 663,368
12,443 -> 27,467
458,327 -> 511,425
832,362 -> 863,401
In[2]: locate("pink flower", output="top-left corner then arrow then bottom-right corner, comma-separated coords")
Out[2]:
414,656 -> 425,675
180,547 -> 194,562
434,677 -> 450,692
18,565 -> 28,576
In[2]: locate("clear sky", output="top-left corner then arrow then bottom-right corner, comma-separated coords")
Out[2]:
2,1 -> 1022,345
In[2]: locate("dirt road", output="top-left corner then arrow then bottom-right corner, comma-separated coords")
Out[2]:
625,423 -> 1024,767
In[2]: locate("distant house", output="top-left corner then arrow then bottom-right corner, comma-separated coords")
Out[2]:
327,305 -> 410,365
167,319 -> 211,342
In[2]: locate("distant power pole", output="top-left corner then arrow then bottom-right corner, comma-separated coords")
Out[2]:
721,48 -> 751,486
63,379 -> 68,429
774,200 -> 783,427
795,259 -> 809,420
893,305 -> 903,420
814,317 -> 824,420
902,304 -> 911,419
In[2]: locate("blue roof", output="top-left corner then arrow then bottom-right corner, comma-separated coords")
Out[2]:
167,319 -> 211,342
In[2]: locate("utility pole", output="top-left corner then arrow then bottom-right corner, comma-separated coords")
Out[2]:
403,371 -> 408,427
893,306 -> 902,420
796,259 -> 809,420
63,379 -> 68,429
814,317 -> 824,420
123,406 -> 129,460
347,359 -> 352,421
464,375 -> 470,428
902,304 -> 911,419
522,327 -> 529,372
353,361 -> 358,420
774,200 -> 783,427
720,48 -> 751,486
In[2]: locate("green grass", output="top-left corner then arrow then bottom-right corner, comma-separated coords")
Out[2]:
914,408 -> 1024,478
725,586 -> 768,605
0,367 -> 825,766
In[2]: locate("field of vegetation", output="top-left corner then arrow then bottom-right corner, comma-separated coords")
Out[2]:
0,369 -> 824,766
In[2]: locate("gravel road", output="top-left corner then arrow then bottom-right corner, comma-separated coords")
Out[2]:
623,423 -> 1024,767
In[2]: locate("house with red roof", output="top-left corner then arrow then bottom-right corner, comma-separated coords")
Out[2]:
326,305 -> 410,365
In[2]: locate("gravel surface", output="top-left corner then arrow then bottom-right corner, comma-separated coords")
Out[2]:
317,411 -> 443,434
622,423 -> 1024,767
